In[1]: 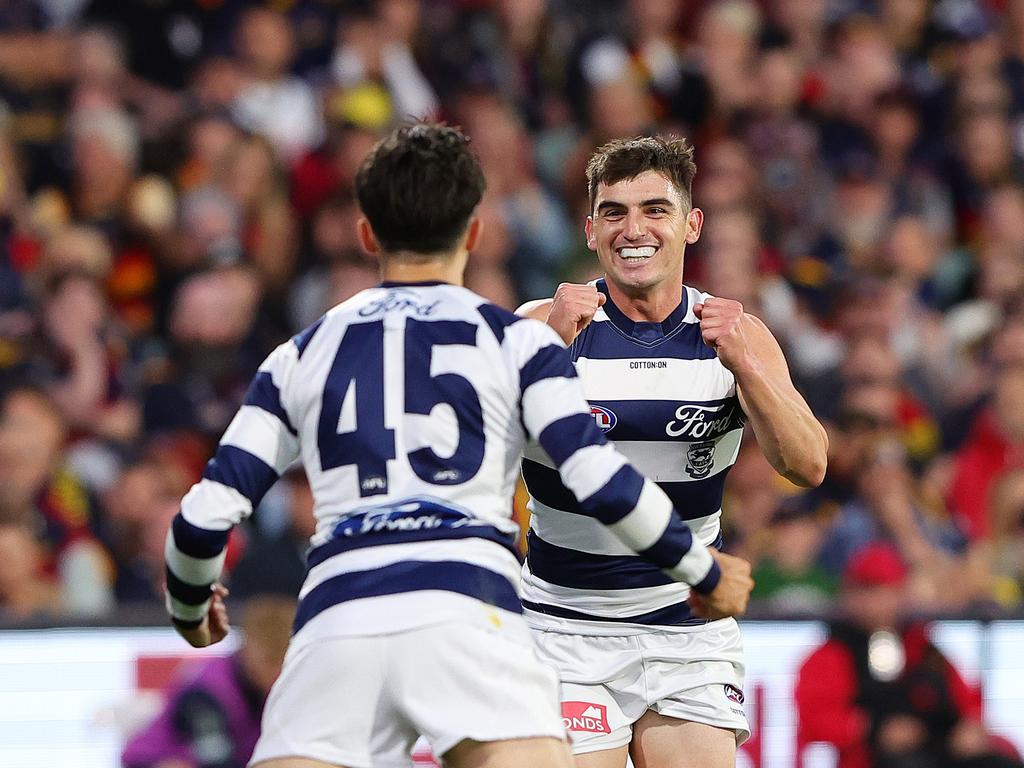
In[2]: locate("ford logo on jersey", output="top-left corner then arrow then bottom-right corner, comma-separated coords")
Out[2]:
665,402 -> 738,440
590,405 -> 617,433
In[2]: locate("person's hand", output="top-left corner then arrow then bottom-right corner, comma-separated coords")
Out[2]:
546,283 -> 606,344
174,583 -> 231,648
876,713 -> 927,754
693,298 -> 757,373
688,550 -> 754,620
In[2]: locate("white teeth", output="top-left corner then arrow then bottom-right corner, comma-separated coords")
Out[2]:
618,246 -> 656,259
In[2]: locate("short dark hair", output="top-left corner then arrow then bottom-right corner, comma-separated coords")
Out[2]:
355,122 -> 486,256
586,136 -> 697,212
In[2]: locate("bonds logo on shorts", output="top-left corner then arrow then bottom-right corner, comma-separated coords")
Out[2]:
590,405 -> 617,433
561,701 -> 610,733
724,684 -> 745,705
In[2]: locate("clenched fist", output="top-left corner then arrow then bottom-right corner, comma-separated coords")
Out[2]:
546,283 -> 607,345
688,550 -> 754,620
693,298 -> 758,373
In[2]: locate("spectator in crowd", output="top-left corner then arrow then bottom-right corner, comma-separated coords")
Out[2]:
795,543 -> 1022,768
0,385 -> 113,615
122,594 -> 296,768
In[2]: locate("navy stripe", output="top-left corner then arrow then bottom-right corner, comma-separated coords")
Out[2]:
538,413 -> 605,466
693,560 -> 722,595
582,398 -> 743,442
292,316 -> 325,358
520,344 -> 576,393
578,464 -> 644,525
477,302 -> 523,343
523,460 -> 728,522
306,524 -> 519,569
171,513 -> 230,559
637,521 -> 695,570
522,599 -> 706,627
165,568 -> 212,606
202,445 -> 279,504
172,616 -> 203,630
527,531 -> 674,588
575,319 -> 716,359
294,560 -> 523,633
244,371 -> 297,435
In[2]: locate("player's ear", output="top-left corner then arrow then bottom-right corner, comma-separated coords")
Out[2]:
464,216 -> 483,251
585,216 -> 597,251
357,218 -> 380,255
685,207 -> 704,245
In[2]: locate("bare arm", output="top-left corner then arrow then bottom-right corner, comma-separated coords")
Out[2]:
696,300 -> 828,487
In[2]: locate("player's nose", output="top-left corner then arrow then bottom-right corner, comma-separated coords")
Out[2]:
622,209 -> 646,239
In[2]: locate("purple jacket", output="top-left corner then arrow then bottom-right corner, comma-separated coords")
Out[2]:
122,653 -> 263,768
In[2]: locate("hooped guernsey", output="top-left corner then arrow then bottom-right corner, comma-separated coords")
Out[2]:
522,279 -> 745,634
163,281 -> 722,643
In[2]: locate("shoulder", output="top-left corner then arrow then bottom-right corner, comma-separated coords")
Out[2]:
514,297 -> 553,323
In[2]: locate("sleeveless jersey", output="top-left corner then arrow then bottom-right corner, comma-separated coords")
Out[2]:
522,279 -> 745,635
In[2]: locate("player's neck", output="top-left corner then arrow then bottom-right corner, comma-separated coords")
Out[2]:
380,252 -> 466,286
605,278 -> 684,323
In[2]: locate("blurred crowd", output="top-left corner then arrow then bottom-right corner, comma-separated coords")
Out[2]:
0,0 -> 1023,622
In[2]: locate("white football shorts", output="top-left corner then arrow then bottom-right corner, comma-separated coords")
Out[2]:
532,618 -> 749,754
250,619 -> 566,768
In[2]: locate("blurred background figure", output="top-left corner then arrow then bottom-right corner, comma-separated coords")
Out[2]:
121,594 -> 296,768
795,544 -> 1022,768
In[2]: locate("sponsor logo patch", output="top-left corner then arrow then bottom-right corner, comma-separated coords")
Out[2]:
561,701 -> 611,733
665,402 -> 738,440
724,684 -> 745,705
590,405 -> 617,433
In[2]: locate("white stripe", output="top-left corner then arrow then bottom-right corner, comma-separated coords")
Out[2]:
521,376 -> 591,439
615,429 -> 743,481
221,405 -> 299,474
529,499 -> 635,556
529,500 -> 723,555
559,443 -> 627,504
607,479 -> 672,552
521,567 -> 690,615
668,542 -> 715,588
180,479 -> 253,529
165,593 -> 211,622
300,538 -> 522,600
504,314 -> 567,373
574,356 -> 735,402
164,532 -> 227,586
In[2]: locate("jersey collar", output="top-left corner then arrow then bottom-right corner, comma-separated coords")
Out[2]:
596,278 -> 689,342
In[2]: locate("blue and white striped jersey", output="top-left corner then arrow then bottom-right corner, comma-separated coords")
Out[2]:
164,281 -> 721,641
522,279 -> 745,635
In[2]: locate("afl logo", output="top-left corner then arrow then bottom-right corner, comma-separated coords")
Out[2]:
591,405 -> 617,433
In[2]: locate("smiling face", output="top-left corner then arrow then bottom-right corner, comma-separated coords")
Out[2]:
586,170 -> 703,298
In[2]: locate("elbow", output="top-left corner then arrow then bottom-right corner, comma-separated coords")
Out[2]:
782,431 -> 829,488
784,457 -> 827,488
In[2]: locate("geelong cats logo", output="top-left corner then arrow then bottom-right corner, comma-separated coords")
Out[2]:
686,441 -> 716,479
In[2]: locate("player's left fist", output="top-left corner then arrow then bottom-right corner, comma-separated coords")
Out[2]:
692,298 -> 752,371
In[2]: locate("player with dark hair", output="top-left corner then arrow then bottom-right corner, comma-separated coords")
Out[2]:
518,136 -> 828,768
163,124 -> 754,768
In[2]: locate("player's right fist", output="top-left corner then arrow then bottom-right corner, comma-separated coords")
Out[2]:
688,550 -> 753,621
546,283 -> 606,345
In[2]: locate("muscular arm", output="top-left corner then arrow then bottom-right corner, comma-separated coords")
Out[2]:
733,315 -> 827,487
698,300 -> 827,487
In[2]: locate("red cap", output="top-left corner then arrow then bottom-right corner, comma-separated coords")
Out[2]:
844,543 -> 908,588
